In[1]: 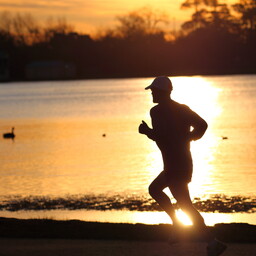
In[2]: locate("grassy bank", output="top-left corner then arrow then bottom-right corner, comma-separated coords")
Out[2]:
0,217 -> 255,243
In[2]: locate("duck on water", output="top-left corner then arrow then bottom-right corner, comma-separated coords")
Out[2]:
3,127 -> 15,139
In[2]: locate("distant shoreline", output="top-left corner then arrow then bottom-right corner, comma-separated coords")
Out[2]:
1,72 -> 256,83
0,217 -> 255,243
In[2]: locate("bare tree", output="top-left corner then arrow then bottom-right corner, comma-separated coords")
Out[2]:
43,17 -> 75,42
115,7 -> 169,38
0,11 -> 13,36
0,11 -> 76,45
12,13 -> 42,45
0,12 -> 44,45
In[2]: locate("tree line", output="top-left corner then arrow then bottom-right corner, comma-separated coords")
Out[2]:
0,0 -> 255,81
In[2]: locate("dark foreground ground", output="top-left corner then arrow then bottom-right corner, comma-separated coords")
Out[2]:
0,239 -> 255,256
0,217 -> 255,256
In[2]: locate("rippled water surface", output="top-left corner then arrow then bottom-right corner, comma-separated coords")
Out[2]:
0,75 -> 255,223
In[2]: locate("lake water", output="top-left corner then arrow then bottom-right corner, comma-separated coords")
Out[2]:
0,75 -> 255,225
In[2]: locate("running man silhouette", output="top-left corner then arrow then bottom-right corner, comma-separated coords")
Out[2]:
139,76 -> 226,256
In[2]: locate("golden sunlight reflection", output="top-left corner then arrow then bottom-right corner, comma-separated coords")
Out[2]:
128,211 -> 252,226
1,210 -> 253,226
172,77 -> 222,198
171,76 -> 222,119
128,210 -> 252,226
132,208 -> 193,226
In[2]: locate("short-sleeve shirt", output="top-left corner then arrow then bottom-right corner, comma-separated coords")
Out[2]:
150,100 -> 202,182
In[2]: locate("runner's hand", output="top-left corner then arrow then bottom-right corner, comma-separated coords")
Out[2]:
139,120 -> 150,135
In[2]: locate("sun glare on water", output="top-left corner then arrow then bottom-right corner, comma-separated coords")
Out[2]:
171,76 -> 221,119
172,76 -> 222,197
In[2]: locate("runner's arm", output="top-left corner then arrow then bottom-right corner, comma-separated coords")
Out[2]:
189,111 -> 208,141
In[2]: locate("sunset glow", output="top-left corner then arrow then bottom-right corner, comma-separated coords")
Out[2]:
0,0 -> 237,34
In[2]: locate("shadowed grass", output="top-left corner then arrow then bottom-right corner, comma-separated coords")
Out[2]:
0,217 -> 255,243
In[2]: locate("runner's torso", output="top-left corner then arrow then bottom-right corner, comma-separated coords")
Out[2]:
150,100 -> 193,180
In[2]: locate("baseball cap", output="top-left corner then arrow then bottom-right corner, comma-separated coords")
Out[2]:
145,76 -> 173,92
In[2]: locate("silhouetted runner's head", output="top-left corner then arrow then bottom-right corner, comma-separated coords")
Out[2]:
145,76 -> 173,104
145,76 -> 173,92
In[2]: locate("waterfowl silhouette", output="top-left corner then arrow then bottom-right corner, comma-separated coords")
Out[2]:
3,127 -> 15,139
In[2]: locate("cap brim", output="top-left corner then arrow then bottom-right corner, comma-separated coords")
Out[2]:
145,85 -> 152,90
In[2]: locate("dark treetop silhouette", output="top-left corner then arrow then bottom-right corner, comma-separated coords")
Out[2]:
1,1 -> 256,82
138,76 -> 227,256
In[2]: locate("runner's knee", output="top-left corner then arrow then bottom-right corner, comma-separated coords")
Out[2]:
148,171 -> 167,199
148,182 -> 160,198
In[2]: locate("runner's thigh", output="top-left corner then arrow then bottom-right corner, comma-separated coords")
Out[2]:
149,171 -> 168,191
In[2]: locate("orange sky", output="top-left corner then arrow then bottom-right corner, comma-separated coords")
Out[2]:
0,0 -> 237,35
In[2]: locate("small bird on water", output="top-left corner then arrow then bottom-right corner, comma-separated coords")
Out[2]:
3,127 -> 15,139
